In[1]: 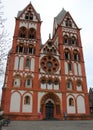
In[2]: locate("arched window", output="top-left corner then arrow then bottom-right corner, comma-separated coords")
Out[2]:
19,46 -> 24,53
26,79 -> 30,85
13,76 -> 21,87
28,46 -> 35,54
25,11 -> 33,20
26,58 -> 30,68
18,27 -> 27,38
47,79 -> 52,85
71,36 -> 77,46
69,98 -> 74,106
66,80 -> 72,90
25,77 -> 32,88
52,48 -> 56,54
63,35 -> 69,45
54,78 -> 59,85
73,50 -> 80,61
65,18 -> 72,27
43,46 -> 48,53
41,78 -> 46,84
68,62 -> 72,72
65,52 -> 70,60
16,45 -> 24,53
64,49 -> 71,60
28,28 -> 36,39
24,96 -> 30,104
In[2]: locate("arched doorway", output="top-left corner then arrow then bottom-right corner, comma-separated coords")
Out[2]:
40,92 -> 61,120
46,101 -> 54,119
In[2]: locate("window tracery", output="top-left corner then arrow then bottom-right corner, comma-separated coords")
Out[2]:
19,27 -> 27,38
63,35 -> 77,46
64,49 -> 71,60
40,56 -> 59,73
73,50 -> 80,62
40,77 -> 60,90
28,46 -> 35,54
25,11 -> 33,20
43,46 -> 56,54
28,28 -> 36,39
71,36 -> 77,46
65,18 -> 72,27
16,45 -> 24,53
63,35 -> 69,45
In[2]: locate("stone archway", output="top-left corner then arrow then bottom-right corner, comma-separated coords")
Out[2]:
40,92 -> 61,120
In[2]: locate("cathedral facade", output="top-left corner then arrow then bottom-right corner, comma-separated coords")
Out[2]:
1,3 -> 90,120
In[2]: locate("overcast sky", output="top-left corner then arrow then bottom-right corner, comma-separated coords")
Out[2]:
1,0 -> 93,92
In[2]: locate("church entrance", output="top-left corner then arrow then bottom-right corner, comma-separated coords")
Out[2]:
45,101 -> 54,119
40,92 -> 61,120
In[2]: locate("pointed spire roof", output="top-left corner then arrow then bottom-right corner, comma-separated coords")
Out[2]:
55,8 -> 67,25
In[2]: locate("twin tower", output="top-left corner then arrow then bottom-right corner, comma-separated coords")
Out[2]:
1,2 -> 90,120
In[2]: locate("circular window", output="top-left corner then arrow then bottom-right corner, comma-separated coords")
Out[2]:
47,62 -> 52,68
40,56 -> 59,73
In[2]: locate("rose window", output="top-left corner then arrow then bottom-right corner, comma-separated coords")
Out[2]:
40,56 -> 59,73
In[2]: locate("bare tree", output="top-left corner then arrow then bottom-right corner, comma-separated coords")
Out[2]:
0,1 -> 11,81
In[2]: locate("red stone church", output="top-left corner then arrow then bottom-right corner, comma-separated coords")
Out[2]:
1,2 -> 90,120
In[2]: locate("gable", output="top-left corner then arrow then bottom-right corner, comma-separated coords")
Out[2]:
53,9 -> 79,36
61,12 -> 78,29
40,39 -> 59,55
17,2 -> 41,22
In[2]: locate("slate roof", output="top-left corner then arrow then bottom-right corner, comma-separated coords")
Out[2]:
55,8 -> 67,25
17,11 -> 22,17
89,88 -> 93,93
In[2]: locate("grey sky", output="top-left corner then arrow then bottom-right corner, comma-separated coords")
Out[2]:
1,0 -> 93,92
